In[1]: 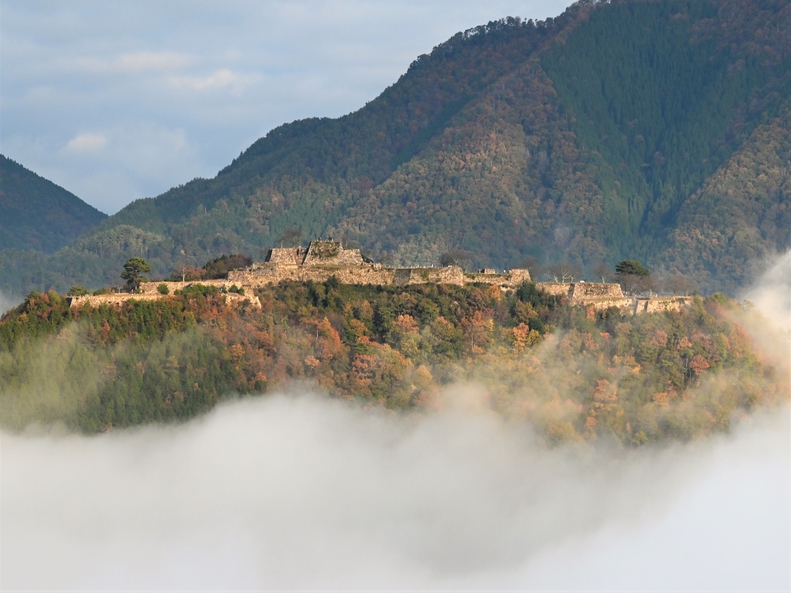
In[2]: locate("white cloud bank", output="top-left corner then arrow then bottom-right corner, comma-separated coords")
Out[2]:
745,250 -> 791,333
2,394 -> 788,590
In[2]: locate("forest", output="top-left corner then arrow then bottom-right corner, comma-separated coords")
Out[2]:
1,277 -> 785,445
0,155 -> 107,253
0,0 -> 788,297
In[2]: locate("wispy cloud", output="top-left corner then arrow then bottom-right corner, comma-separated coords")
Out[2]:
168,68 -> 259,92
2,0 -> 576,213
64,132 -> 107,152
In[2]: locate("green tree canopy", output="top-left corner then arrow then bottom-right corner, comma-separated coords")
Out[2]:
615,259 -> 650,277
120,257 -> 151,292
440,249 -> 474,270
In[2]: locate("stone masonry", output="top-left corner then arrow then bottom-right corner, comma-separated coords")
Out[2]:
68,240 -> 691,315
228,240 -> 533,289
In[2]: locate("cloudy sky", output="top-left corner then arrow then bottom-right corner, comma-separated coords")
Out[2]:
1,0 -> 574,214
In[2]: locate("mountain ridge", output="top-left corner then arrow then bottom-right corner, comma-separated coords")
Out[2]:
0,155 -> 107,253
1,0 -> 788,295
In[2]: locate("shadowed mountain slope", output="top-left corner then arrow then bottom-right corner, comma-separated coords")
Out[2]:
0,156 -> 107,252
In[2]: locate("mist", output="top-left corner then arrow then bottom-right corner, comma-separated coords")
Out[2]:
0,291 -> 21,316
2,393 -> 788,590
743,250 -> 791,332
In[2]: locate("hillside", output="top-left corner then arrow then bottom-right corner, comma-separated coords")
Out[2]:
0,155 -> 107,252
0,0 -> 788,295
1,281 -> 785,443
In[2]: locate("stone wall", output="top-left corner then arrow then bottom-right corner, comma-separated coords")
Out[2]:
71,275 -> 689,317
534,282 -> 625,300
634,296 -> 694,314
397,266 -> 466,286
68,294 -> 166,308
230,263 -> 395,286
302,241 -> 365,266
569,282 -> 624,299
229,263 -> 533,289
70,290 -> 261,309
265,247 -> 306,265
535,282 -> 573,297
466,268 -> 531,287
139,279 -> 234,294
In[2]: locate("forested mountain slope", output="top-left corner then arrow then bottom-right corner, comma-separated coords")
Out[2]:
2,283 -> 785,443
0,156 -> 107,252
1,0 -> 788,295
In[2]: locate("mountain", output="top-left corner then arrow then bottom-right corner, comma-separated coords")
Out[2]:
0,0 -> 788,295
0,155 -> 107,252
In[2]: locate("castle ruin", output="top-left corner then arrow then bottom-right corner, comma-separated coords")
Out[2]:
68,239 -> 691,315
226,240 -> 533,288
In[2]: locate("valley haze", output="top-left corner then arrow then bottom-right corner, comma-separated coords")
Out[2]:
2,394 -> 788,590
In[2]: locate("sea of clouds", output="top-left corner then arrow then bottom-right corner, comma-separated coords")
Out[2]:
2,395 -> 788,590
2,253 -> 790,590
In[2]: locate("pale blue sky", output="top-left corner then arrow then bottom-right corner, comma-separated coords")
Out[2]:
1,0 -> 574,214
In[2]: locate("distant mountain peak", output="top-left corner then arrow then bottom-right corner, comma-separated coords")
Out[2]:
0,155 -> 107,253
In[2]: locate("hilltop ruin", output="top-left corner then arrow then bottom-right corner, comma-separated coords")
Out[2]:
226,239 -> 531,288
68,239 -> 691,314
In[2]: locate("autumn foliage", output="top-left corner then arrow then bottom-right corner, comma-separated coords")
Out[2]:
0,279 -> 786,445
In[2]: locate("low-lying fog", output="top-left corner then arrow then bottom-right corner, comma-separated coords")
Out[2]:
0,291 -> 21,316
2,394 -> 789,590
2,253 -> 790,590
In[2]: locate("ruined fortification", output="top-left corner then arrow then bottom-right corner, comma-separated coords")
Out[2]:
536,281 -> 692,313
68,290 -> 261,309
69,240 -> 691,314
227,240 -> 532,289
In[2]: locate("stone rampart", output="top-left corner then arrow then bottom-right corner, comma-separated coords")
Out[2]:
397,266 -> 466,286
534,282 -> 625,300
569,282 -> 624,299
68,294 -> 166,308
230,263 -> 533,289
139,279 -> 235,294
229,264 -> 396,286
70,274 -> 689,318
266,247 -> 306,266
532,281 -> 690,313
466,268 -> 531,287
634,296 -> 693,314
69,290 -> 261,309
303,241 -> 364,266
535,282 -> 574,297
